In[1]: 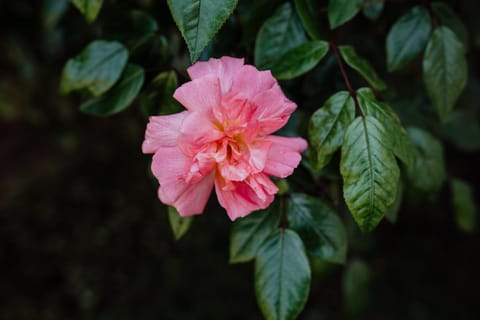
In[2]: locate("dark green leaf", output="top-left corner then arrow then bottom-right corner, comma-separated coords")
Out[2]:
80,64 -> 144,116
308,91 -> 355,171
441,111 -> 480,151
167,0 -> 238,62
406,127 -> 446,194
363,0 -> 384,21
450,178 -> 476,234
103,10 -> 159,47
423,26 -> 468,121
43,0 -> 69,29
386,6 -> 431,71
328,0 -> 363,29
255,3 -> 307,70
230,203 -> 280,263
287,193 -> 347,264
343,259 -> 371,316
140,71 -> 183,117
70,0 -> 103,23
168,206 -> 194,240
432,2 -> 468,48
339,45 -> 386,91
60,40 -> 128,96
385,180 -> 403,224
272,41 -> 329,80
294,0 -> 322,40
357,88 -> 415,167
255,229 -> 310,320
340,116 -> 400,232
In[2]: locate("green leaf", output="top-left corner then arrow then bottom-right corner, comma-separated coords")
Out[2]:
255,229 -> 310,320
441,111 -> 480,152
340,116 -> 400,232
272,41 -> 329,80
450,178 -> 476,234
167,0 -> 238,62
294,0 -> 322,40
343,259 -> 371,316
363,0 -> 384,21
70,0 -> 103,23
140,71 -> 183,117
406,127 -> 446,194
385,180 -> 403,224
423,26 -> 468,121
287,193 -> 347,264
230,204 -> 281,263
339,45 -> 387,91
386,6 -> 431,72
357,88 -> 415,167
308,91 -> 355,171
328,0 -> 363,29
60,40 -> 128,96
432,2 -> 468,48
103,10 -> 159,47
255,2 -> 307,70
168,206 -> 194,240
80,64 -> 144,116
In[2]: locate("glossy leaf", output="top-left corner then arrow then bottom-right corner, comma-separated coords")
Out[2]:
308,91 -> 355,171
385,180 -> 403,224
343,259 -> 371,316
406,127 -> 446,194
168,206 -> 194,240
340,116 -> 400,232
451,178 -> 476,234
287,193 -> 347,264
255,229 -> 310,320
60,40 -> 128,96
423,27 -> 468,121
339,45 -> 386,91
294,0 -> 322,40
167,0 -> 238,62
363,0 -> 384,21
357,88 -> 415,167
255,3 -> 307,70
80,64 -> 144,116
386,6 -> 431,71
140,71 -> 183,116
70,0 -> 103,23
328,0 -> 363,29
432,2 -> 468,48
230,204 -> 280,263
272,41 -> 329,80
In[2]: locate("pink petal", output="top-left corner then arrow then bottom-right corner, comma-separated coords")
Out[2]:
246,139 -> 272,173
263,135 -> 308,178
151,147 -> 214,216
173,75 -> 221,112
187,57 -> 245,94
142,112 -> 188,154
231,65 -> 277,101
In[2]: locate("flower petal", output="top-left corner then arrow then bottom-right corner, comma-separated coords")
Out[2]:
142,112 -> 188,154
173,74 -> 221,112
263,135 -> 308,178
231,65 -> 277,100
187,57 -> 244,94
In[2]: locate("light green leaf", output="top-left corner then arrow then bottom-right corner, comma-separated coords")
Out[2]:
432,2 -> 468,48
60,40 -> 128,96
255,229 -> 311,320
294,0 -> 322,40
255,3 -> 307,70
167,206 -> 194,240
341,116 -> 400,232
80,64 -> 144,116
230,204 -> 280,263
357,88 -> 415,167
308,91 -> 355,171
70,0 -> 103,23
406,127 -> 446,194
423,26 -> 468,121
441,111 -> 480,152
386,6 -> 431,71
140,71 -> 183,117
451,178 -> 476,234
272,41 -> 329,80
343,259 -> 371,316
287,193 -> 347,264
167,0 -> 238,62
339,45 -> 387,91
328,0 -> 363,29
363,0 -> 384,20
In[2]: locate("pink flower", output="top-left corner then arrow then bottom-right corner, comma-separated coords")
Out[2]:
142,57 -> 308,220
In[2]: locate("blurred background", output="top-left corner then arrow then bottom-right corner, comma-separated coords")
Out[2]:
1,0 -> 480,319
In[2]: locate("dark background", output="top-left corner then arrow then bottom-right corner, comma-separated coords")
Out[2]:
1,0 -> 479,319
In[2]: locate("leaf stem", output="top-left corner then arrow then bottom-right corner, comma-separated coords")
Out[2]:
329,40 -> 365,117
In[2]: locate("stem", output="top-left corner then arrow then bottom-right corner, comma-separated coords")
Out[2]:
279,195 -> 288,229
329,40 -> 365,117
